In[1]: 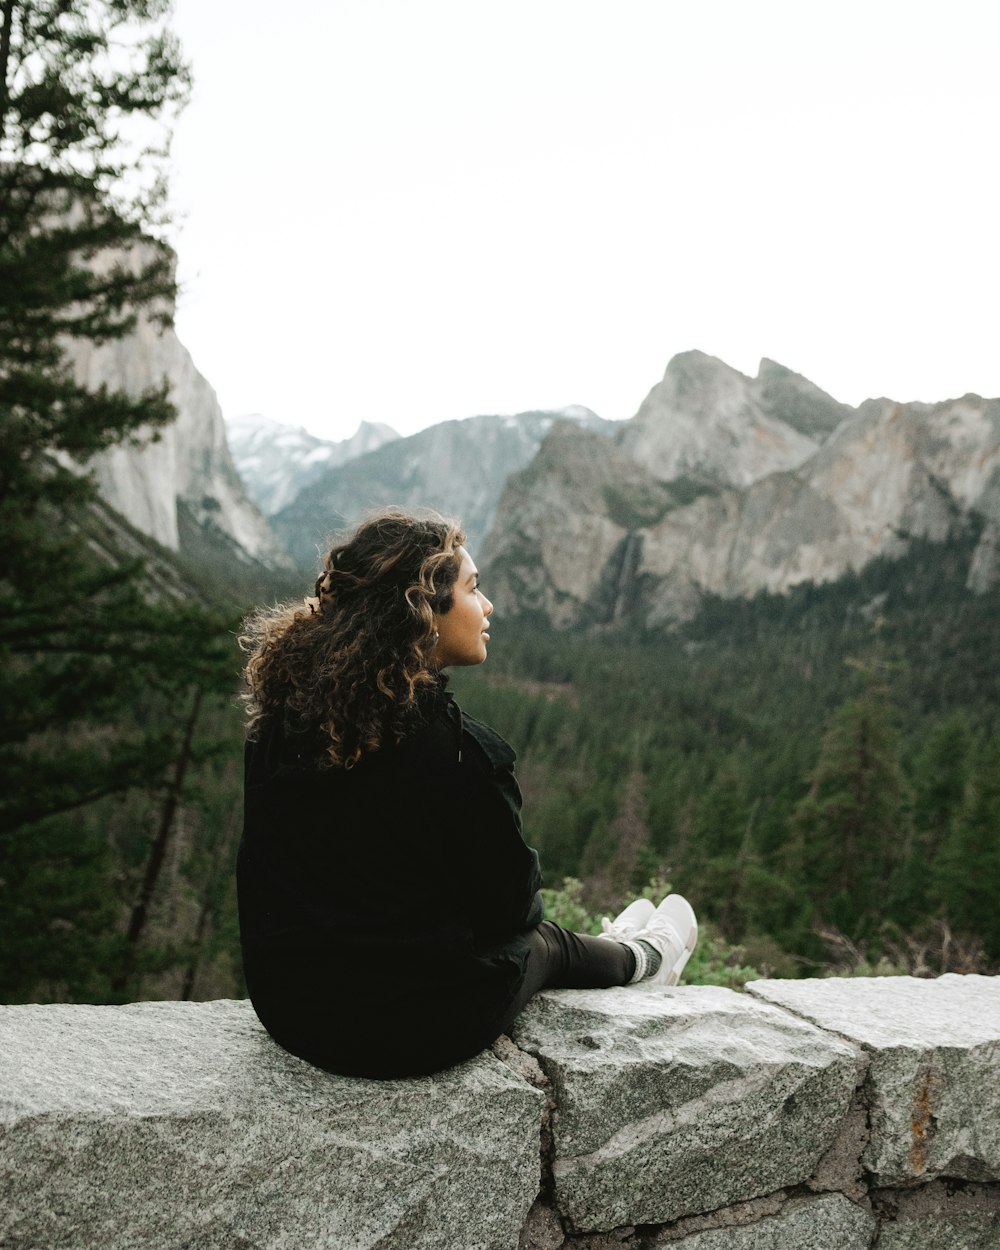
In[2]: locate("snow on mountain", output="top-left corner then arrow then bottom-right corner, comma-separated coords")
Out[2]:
226,415 -> 399,516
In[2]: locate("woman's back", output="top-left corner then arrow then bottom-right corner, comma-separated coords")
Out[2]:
238,692 -> 544,1077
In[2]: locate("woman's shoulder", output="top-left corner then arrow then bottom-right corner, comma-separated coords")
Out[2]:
393,698 -> 463,768
459,710 -> 516,771
393,696 -> 517,775
244,715 -> 320,780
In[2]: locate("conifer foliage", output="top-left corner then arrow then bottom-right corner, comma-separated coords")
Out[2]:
0,1 -> 237,1000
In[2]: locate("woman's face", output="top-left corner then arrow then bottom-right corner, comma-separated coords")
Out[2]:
433,547 -> 493,667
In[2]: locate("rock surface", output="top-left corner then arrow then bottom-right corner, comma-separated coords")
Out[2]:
748,975 -> 1000,1186
4,981 -> 1000,1249
63,242 -> 289,569
482,354 -> 1000,627
873,1180 -> 1000,1250
482,423 -> 675,627
652,1193 -> 874,1249
619,351 -> 822,489
511,985 -> 861,1231
0,1000 -> 542,1250
877,1209 -> 1000,1249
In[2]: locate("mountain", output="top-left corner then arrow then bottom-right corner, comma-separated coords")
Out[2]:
618,350 -> 827,488
479,421 -> 681,628
65,269 -> 291,574
226,415 -> 399,515
635,393 -> 1000,624
752,357 -> 855,440
483,353 -> 1000,627
270,407 -> 612,569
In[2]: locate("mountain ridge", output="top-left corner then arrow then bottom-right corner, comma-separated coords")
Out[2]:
226,415 -> 399,515
77,305 -> 1000,626
483,353 -> 1000,627
268,407 -> 612,569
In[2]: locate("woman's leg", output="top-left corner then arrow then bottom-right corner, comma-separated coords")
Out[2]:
495,920 -> 635,1036
533,919 -> 636,989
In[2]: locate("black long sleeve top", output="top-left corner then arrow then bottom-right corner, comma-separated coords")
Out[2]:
237,692 -> 544,1078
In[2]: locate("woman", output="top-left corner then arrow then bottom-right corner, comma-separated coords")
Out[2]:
237,509 -> 697,1079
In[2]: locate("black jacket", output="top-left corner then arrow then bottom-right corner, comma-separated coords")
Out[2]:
237,693 -> 544,1078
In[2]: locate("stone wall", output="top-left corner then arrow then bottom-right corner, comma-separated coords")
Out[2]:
2,976 -> 999,1249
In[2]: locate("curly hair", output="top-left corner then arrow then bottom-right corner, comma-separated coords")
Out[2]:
239,509 -> 466,768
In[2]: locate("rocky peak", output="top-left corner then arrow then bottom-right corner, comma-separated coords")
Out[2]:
622,392 -> 1000,623
658,349 -> 747,407
618,351 -> 821,488
753,358 -> 854,439
483,354 -> 1000,629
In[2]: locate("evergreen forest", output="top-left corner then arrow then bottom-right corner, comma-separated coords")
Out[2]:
454,527 -> 1000,981
3,516 -> 998,1002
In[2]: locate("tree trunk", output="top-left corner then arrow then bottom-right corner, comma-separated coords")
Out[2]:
180,786 -> 240,1001
113,686 -> 203,996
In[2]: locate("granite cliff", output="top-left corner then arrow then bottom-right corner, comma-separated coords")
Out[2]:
63,256 -> 291,572
617,351 -> 838,488
484,352 -> 1000,627
70,303 -> 999,619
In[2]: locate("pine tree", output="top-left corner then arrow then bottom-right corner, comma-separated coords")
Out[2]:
0,2 -> 237,1000
688,752 -> 754,938
932,736 -> 1000,959
785,663 -> 909,949
901,711 -> 974,915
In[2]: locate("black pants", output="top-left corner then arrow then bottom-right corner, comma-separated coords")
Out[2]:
494,920 -> 634,1037
247,922 -> 635,1080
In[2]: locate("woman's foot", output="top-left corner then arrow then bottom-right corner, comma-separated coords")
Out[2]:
597,897 -> 655,942
633,894 -> 698,986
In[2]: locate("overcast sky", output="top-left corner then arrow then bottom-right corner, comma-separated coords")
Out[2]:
168,0 -> 1000,443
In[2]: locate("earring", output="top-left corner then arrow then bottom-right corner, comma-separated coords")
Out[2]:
431,629 -> 440,645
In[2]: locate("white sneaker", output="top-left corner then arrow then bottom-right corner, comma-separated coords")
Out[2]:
633,894 -> 698,986
597,897 -> 655,942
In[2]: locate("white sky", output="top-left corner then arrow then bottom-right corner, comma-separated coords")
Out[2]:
168,0 -> 1000,443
